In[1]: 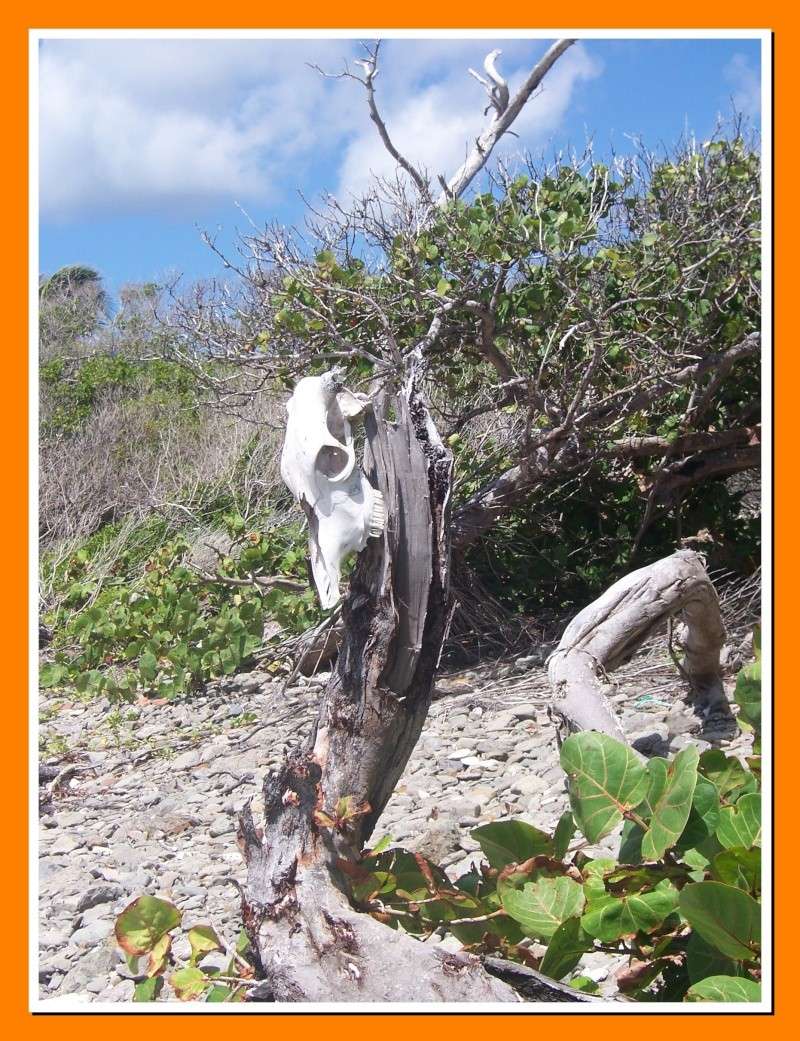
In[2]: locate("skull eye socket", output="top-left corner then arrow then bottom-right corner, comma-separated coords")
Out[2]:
315,444 -> 351,480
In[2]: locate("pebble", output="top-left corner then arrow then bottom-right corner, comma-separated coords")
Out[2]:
37,641 -> 752,1003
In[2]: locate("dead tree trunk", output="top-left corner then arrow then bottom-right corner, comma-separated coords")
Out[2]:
547,549 -> 726,741
238,382 -> 519,1002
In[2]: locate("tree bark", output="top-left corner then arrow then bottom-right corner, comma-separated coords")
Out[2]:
238,382 -> 519,1002
546,549 -> 726,740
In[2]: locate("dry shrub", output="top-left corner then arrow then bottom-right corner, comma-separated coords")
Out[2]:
39,385 -> 286,544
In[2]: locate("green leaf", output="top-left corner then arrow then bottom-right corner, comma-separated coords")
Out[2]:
570,975 -> 600,993
685,932 -> 744,983
679,882 -> 760,961
552,811 -> 576,860
170,966 -> 209,1001
716,793 -> 761,849
133,976 -> 163,1002
711,847 -> 761,893
368,835 -> 393,855
676,775 -> 721,852
698,750 -> 757,802
581,880 -> 679,941
499,875 -> 585,940
734,660 -> 761,734
641,747 -> 699,860
206,984 -> 235,1002
40,662 -> 68,688
560,732 -> 649,843
471,820 -> 553,869
539,916 -> 592,980
146,933 -> 171,977
686,975 -> 761,1002
618,819 -> 644,863
188,925 -> 224,967
115,896 -> 181,956
642,231 -> 658,247
435,278 -> 452,297
139,650 -> 158,682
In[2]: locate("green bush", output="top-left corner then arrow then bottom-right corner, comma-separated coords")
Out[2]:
40,514 -> 320,703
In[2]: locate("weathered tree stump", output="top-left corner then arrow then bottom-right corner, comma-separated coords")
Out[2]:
238,383 -> 519,1002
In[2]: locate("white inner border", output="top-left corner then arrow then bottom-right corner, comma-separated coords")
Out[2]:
29,26 -> 774,1016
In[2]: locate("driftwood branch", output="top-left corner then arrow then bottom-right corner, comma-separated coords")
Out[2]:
482,957 -> 604,1002
547,550 -> 726,740
189,562 -> 307,594
311,42 -> 430,199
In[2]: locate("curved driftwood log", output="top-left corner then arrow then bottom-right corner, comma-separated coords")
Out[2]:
547,550 -> 726,741
238,382 -> 520,1003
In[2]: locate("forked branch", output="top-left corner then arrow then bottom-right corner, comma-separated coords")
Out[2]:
439,39 -> 576,203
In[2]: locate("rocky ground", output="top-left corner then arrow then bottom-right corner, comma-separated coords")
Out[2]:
37,631 -> 753,1005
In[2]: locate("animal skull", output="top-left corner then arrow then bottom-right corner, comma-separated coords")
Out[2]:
280,370 -> 385,609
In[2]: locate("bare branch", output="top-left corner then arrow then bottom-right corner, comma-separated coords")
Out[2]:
348,42 -> 430,199
439,40 -> 576,204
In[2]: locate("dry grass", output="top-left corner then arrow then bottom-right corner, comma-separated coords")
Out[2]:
39,386 -> 286,544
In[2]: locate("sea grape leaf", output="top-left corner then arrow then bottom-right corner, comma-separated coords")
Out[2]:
676,775 -> 721,853
188,925 -> 224,967
115,896 -> 181,956
679,882 -> 760,961
581,880 -> 679,942
170,966 -> 209,1001
560,732 -> 648,843
734,660 -> 761,734
471,820 -> 552,869
716,793 -> 761,849
685,932 -> 744,983
686,975 -> 761,1002
539,916 -> 593,980
711,847 -> 761,893
552,811 -> 576,861
698,749 -> 757,802
499,875 -> 585,940
146,934 -> 171,977
641,746 -> 699,860
133,977 -> 163,1002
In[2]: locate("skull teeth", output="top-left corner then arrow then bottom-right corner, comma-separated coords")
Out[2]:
368,490 -> 386,538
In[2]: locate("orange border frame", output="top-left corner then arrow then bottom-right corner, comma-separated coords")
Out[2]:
5,5 -> 790,1037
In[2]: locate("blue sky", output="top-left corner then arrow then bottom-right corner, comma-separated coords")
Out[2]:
38,36 -> 762,295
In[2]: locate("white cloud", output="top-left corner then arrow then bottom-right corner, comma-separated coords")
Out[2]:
38,38 -> 601,221
723,53 -> 761,119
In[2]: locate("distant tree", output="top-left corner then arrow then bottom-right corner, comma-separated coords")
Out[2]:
39,264 -> 109,356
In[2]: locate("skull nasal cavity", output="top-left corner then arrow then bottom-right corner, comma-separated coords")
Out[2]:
316,444 -> 351,479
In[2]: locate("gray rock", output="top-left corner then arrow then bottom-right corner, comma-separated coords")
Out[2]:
49,833 -> 83,855
172,749 -> 203,771
70,919 -> 113,946
79,903 -> 117,929
414,820 -> 461,862
76,884 -> 122,913
59,944 -> 118,993
209,816 -> 235,837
